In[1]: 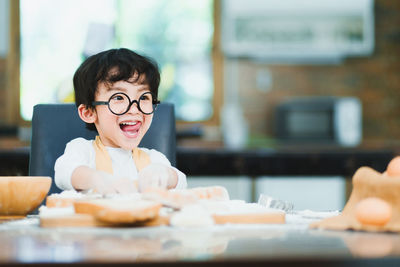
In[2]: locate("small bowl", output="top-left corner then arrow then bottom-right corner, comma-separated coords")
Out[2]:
0,176 -> 51,216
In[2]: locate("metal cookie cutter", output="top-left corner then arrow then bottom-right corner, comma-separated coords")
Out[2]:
258,194 -> 294,212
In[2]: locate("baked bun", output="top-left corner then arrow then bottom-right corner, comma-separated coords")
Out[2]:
74,199 -> 162,224
189,186 -> 230,201
143,186 -> 230,209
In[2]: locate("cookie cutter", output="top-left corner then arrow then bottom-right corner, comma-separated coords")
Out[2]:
258,194 -> 294,212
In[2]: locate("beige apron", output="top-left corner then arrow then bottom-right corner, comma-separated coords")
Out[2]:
92,136 -> 151,174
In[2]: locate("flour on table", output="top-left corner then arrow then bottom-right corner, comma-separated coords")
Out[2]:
170,204 -> 215,227
38,205 -> 75,218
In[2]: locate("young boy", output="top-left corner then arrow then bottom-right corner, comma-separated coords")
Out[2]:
54,48 -> 187,194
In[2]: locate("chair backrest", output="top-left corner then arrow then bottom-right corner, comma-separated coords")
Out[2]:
29,103 -> 176,195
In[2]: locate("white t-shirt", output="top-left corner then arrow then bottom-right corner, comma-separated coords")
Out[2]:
54,137 -> 187,191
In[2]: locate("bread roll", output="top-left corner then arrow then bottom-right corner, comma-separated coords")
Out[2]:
74,199 -> 162,224
143,186 -> 230,209
189,186 -> 230,201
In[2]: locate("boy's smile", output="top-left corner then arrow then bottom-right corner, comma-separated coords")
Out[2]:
119,120 -> 141,138
91,77 -> 153,150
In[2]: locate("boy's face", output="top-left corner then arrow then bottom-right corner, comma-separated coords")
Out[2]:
92,75 -> 154,150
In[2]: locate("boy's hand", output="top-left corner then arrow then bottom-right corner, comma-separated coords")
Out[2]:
138,163 -> 178,192
92,172 -> 138,195
71,166 -> 138,194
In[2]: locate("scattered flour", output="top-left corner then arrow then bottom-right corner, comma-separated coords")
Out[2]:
169,200 -> 285,227
49,190 -> 85,199
103,192 -> 142,201
198,200 -> 284,215
170,204 -> 215,227
38,205 -> 75,218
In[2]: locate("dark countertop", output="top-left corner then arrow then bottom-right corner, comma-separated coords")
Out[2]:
0,146 -> 395,177
0,146 -> 31,176
176,146 -> 395,177
0,214 -> 399,266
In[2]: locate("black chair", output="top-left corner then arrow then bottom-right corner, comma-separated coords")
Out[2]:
29,103 -> 176,195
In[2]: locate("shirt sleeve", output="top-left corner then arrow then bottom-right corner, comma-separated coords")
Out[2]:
141,148 -> 187,189
54,138 -> 94,191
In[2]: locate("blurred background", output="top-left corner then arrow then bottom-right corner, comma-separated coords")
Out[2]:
0,0 -> 399,210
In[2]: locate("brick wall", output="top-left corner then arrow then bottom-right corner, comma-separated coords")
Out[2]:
234,0 -> 400,142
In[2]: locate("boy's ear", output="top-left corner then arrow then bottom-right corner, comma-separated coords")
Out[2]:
78,104 -> 97,124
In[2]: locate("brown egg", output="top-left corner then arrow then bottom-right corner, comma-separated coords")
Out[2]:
355,197 -> 392,226
386,156 -> 400,177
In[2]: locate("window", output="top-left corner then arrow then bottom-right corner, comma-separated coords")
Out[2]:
20,0 -> 215,122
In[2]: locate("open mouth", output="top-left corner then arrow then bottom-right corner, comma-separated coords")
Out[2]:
119,121 -> 141,137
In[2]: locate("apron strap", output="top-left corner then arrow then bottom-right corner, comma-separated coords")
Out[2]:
93,136 -> 151,174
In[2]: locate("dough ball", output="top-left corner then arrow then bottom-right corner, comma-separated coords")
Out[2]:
355,197 -> 392,226
386,156 -> 400,177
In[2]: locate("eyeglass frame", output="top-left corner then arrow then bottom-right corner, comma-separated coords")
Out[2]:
92,91 -> 160,115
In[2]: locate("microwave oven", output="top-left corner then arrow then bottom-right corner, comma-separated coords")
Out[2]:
275,97 -> 362,147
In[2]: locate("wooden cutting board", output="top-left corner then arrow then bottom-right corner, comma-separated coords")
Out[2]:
0,215 -> 26,221
40,213 -> 111,227
40,198 -> 169,227
212,212 -> 285,224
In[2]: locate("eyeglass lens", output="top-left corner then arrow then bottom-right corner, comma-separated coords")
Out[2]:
109,92 -> 155,115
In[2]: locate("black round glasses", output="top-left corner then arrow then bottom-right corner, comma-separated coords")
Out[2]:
92,92 -> 160,115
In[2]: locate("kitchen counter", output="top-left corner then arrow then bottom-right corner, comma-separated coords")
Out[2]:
0,212 -> 399,266
0,146 -> 395,177
176,147 -> 394,177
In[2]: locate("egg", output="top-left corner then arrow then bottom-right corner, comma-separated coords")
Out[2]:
386,156 -> 400,177
355,197 -> 392,226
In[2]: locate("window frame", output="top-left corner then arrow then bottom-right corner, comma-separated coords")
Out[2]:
6,0 -> 223,128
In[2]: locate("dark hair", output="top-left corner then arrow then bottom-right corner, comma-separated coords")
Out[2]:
73,48 -> 160,131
